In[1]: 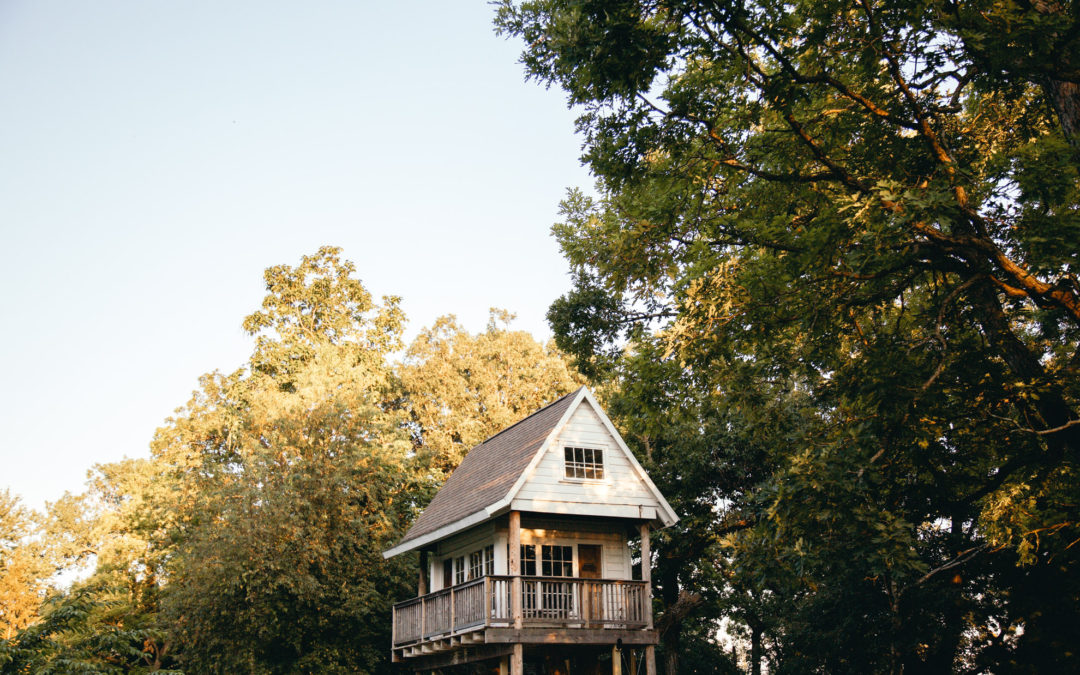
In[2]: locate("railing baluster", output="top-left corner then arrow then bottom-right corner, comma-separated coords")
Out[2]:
393,575 -> 650,651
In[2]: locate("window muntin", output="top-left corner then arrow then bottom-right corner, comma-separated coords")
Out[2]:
541,545 -> 573,577
455,556 -> 465,585
564,446 -> 604,480
469,551 -> 483,580
484,545 -> 494,576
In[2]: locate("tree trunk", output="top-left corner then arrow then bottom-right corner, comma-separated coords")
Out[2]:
969,281 -> 1080,455
750,622 -> 763,675
1042,78 -> 1080,149
660,566 -> 681,675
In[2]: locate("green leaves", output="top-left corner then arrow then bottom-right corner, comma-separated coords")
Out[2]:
502,0 -> 1080,670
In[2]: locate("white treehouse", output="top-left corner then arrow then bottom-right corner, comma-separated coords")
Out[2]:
383,387 -> 678,674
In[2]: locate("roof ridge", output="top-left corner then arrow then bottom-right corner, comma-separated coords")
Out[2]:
472,386 -> 584,450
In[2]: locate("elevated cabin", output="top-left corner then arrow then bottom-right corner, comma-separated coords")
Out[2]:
383,387 -> 678,674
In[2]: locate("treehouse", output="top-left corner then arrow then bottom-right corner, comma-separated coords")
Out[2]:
383,387 -> 678,675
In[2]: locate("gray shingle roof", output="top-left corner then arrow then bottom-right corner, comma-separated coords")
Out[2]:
394,387 -> 583,549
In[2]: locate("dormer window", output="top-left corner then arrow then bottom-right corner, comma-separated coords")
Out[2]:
564,446 -> 604,480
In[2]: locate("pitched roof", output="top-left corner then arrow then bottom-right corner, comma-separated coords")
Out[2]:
391,387 -> 583,551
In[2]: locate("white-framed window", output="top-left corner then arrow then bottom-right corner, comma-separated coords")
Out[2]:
484,545 -> 494,576
564,446 -> 604,480
469,550 -> 483,580
455,556 -> 465,585
521,545 -> 537,576
541,545 -> 573,577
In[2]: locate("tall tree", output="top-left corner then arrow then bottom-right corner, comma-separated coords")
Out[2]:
497,0 -> 1080,671
152,247 -> 421,674
399,310 -> 584,475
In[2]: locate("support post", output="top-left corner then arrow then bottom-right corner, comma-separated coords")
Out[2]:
640,523 -> 653,630
484,576 -> 492,628
642,522 -> 656,675
509,511 -> 523,675
510,511 -> 522,629
613,645 -> 623,675
419,549 -> 428,596
512,644 -> 523,675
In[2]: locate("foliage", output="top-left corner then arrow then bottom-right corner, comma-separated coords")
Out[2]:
0,584 -> 179,675
144,248 -> 419,674
497,0 -> 1080,671
0,491 -> 47,642
0,247 -> 587,674
399,309 -> 584,474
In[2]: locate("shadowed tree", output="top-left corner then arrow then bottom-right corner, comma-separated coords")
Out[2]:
498,0 -> 1080,670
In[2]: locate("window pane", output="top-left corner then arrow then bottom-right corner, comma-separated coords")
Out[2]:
521,545 -> 537,576
564,446 -> 605,481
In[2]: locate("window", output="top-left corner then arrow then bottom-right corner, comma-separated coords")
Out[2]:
564,446 -> 604,480
521,545 -> 537,576
484,545 -> 494,576
455,556 -> 465,585
469,551 -> 483,580
541,545 -> 573,577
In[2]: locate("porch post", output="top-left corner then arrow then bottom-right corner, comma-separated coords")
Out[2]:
640,522 -> 652,628
641,522 -> 657,675
509,510 -> 523,675
418,549 -> 428,596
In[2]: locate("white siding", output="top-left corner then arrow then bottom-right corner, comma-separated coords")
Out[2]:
518,528 -> 631,580
513,399 -> 661,519
431,523 -> 496,591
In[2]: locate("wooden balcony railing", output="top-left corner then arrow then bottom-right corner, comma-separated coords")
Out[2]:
392,576 -> 649,647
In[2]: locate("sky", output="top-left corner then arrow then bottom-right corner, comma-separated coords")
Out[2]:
0,1 -> 594,511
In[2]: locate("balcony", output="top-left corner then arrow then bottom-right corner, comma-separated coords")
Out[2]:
392,575 -> 654,659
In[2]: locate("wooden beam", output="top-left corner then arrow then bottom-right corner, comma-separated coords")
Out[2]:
640,523 -> 653,630
419,550 -> 428,596
402,644 -> 515,670
509,511 -> 523,675
511,644 -> 523,675
509,511 -> 522,629
645,645 -> 657,675
485,628 -> 659,645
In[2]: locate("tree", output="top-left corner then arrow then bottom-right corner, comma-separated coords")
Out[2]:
496,0 -> 1080,671
0,490 -> 46,641
151,248 -> 422,674
399,309 -> 584,475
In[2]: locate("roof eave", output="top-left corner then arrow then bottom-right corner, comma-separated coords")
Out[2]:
381,497 -> 513,559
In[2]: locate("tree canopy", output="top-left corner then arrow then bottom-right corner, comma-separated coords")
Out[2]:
497,0 -> 1079,672
1,247 -> 582,674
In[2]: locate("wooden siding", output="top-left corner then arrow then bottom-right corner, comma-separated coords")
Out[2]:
513,400 -> 661,520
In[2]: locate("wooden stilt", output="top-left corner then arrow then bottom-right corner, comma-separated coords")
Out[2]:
613,645 -> 623,675
511,643 -> 524,675
645,645 -> 656,675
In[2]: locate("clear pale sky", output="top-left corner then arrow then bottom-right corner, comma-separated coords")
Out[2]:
0,1 -> 592,511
